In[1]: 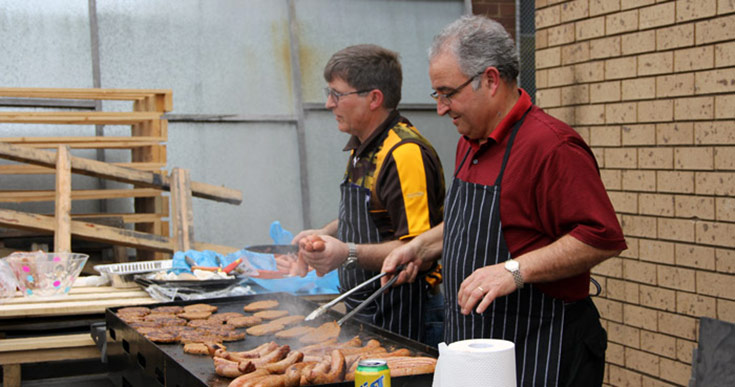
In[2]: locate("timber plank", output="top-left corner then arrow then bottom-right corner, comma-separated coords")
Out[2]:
0,334 -> 95,353
0,111 -> 162,125
3,364 -> 20,387
3,290 -> 151,306
0,136 -> 166,149
67,285 -> 149,294
0,88 -> 173,112
54,145 -> 71,253
13,141 -> 162,149
171,168 -> 194,252
0,188 -> 163,203
0,297 -> 157,318
0,346 -> 99,368
0,162 -> 165,174
0,208 -> 173,252
0,136 -> 165,143
70,213 -> 164,224
0,142 -> 242,204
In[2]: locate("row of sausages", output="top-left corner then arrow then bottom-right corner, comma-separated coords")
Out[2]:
210,336 -> 436,386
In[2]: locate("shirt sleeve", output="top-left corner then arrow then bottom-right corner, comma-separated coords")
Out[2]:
378,141 -> 439,240
535,138 -> 627,251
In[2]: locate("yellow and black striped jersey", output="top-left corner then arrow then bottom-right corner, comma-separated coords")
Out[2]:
343,110 -> 445,241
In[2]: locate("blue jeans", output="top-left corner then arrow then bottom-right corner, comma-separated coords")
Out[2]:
423,289 -> 445,348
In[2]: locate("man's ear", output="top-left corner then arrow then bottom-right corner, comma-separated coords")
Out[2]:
368,89 -> 384,110
483,67 -> 501,96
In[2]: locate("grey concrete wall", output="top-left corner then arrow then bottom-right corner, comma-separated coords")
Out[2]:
0,0 -> 465,250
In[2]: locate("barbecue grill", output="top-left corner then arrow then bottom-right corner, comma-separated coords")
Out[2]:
106,292 -> 437,386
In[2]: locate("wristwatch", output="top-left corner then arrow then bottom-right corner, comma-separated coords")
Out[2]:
504,259 -> 524,289
343,242 -> 358,269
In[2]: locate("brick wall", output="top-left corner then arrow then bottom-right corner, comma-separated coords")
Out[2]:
533,0 -> 735,386
473,0 -> 517,39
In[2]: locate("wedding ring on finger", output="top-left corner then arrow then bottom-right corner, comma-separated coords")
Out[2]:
477,286 -> 485,293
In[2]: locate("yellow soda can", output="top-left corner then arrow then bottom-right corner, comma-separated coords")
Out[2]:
355,359 -> 391,387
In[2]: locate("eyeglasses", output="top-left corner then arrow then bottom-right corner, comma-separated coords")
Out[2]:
324,87 -> 372,103
430,72 -> 484,105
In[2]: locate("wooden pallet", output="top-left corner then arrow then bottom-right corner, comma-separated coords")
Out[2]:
0,88 -> 241,258
0,142 -> 241,255
0,333 -> 99,387
0,88 -> 171,258
0,286 -> 159,387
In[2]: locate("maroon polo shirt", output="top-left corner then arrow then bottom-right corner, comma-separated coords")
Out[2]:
454,89 -> 627,301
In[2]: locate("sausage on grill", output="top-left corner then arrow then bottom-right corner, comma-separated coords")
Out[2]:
306,349 -> 345,385
259,350 -> 303,374
227,369 -> 270,387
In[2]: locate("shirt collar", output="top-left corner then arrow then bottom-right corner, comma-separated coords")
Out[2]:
466,88 -> 532,150
343,110 -> 400,156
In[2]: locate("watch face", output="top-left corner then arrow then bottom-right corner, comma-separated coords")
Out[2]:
343,257 -> 357,269
506,260 -> 519,271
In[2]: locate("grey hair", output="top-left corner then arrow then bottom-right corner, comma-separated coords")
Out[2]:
428,15 -> 519,85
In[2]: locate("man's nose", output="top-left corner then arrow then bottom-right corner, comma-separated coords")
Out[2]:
325,95 -> 337,110
436,101 -> 449,116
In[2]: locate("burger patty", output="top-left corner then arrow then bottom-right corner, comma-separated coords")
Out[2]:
243,299 -> 279,312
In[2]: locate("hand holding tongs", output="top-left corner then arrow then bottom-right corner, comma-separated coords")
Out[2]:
305,265 -> 405,326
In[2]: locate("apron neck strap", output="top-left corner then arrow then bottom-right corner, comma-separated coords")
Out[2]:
453,106 -> 533,184
454,146 -> 472,177
494,106 -> 532,186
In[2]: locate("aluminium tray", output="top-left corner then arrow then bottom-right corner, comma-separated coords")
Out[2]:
134,276 -> 242,293
105,292 -> 437,387
95,260 -> 174,275
94,260 -> 173,288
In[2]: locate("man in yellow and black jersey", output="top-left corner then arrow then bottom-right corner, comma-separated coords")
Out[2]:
343,112 -> 444,240
291,44 -> 446,346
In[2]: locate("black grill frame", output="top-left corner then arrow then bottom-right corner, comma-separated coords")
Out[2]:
106,292 -> 437,387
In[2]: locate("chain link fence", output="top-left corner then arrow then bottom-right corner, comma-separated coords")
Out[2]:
517,0 -> 536,104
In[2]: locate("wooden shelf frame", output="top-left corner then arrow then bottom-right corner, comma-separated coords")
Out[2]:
0,88 -> 173,256
0,88 -> 240,257
0,144 -> 240,254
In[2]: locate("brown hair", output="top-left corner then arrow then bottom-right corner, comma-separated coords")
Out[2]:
323,44 -> 402,109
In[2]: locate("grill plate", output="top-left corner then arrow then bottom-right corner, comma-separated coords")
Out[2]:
106,292 -> 437,386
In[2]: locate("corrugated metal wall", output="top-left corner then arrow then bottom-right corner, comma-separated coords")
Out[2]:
0,0 -> 465,249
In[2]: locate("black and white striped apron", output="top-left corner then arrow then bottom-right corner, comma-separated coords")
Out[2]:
442,109 -> 565,386
337,181 -> 424,342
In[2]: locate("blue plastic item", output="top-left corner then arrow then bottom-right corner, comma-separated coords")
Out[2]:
270,221 -> 294,245
239,249 -> 278,271
169,221 -> 339,295
171,250 -> 221,274
245,221 -> 338,294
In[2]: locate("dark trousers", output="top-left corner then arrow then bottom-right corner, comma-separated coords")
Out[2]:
559,297 -> 607,387
423,289 -> 445,348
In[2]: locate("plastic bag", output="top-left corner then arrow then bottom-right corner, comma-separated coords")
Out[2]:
244,221 -> 339,295
236,249 -> 278,271
143,283 -> 255,302
165,221 -> 339,294
73,275 -> 109,287
171,250 -> 220,274
0,258 -> 18,303
270,221 -> 293,245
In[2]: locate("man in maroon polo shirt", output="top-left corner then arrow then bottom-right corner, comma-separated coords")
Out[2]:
381,15 -> 627,387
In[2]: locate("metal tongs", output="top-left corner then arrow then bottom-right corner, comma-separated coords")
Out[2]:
305,265 -> 405,326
